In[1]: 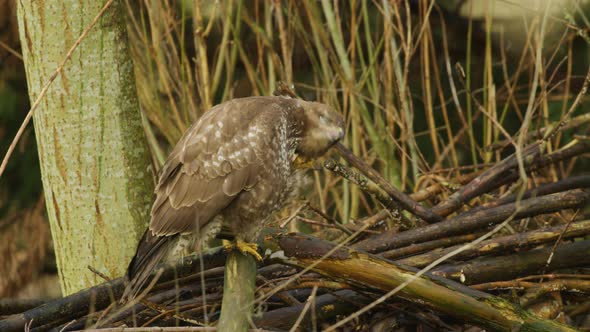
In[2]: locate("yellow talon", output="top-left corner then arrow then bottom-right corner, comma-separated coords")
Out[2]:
293,155 -> 316,169
236,239 -> 263,261
222,239 -> 263,261
222,239 -> 233,252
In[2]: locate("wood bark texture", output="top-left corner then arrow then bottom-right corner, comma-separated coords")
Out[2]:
16,0 -> 153,295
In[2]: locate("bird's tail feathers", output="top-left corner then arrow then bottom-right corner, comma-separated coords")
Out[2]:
121,230 -> 179,302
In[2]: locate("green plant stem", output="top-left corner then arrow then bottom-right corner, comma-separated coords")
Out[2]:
217,251 -> 257,332
383,0 -> 419,184
465,3 -> 478,167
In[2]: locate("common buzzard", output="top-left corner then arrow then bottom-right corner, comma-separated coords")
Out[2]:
123,96 -> 344,300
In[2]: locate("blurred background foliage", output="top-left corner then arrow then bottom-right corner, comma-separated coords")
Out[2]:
0,0 -> 589,297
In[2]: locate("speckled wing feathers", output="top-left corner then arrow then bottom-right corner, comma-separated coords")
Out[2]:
149,98 -> 279,237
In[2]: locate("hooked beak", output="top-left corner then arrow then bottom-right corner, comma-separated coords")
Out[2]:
331,127 -> 345,143
337,127 -> 344,140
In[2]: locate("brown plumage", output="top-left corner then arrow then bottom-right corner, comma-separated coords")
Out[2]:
122,96 -> 344,301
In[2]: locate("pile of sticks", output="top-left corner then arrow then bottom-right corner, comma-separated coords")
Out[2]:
1,136 -> 589,331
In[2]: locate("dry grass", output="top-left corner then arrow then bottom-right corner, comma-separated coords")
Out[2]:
126,0 -> 589,224
0,198 -> 50,297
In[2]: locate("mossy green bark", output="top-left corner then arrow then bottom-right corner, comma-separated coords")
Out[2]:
16,0 -> 153,295
217,251 -> 257,332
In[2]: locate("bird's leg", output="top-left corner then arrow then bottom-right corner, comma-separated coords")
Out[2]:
222,239 -> 263,261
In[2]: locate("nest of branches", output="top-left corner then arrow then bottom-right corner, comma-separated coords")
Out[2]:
1,121 -> 589,331
2,1 -> 590,330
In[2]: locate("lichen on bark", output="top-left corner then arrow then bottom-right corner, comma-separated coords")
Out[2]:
16,0 -> 153,295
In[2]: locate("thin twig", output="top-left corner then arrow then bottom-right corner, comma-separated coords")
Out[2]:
288,286 -> 318,332
0,40 -> 23,61
88,266 -> 112,282
332,144 -> 440,222
543,68 -> 590,140
542,210 -> 580,272
279,203 -> 307,228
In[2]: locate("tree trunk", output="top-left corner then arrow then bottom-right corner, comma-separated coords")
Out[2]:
16,0 -> 153,295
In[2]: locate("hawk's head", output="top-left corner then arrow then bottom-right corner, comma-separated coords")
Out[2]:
296,101 -> 345,158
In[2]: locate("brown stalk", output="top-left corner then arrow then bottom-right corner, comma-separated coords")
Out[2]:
398,220 -> 590,268
432,141 -> 545,217
381,232 -> 483,260
334,143 -> 442,223
432,240 -> 590,285
354,189 -> 590,253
